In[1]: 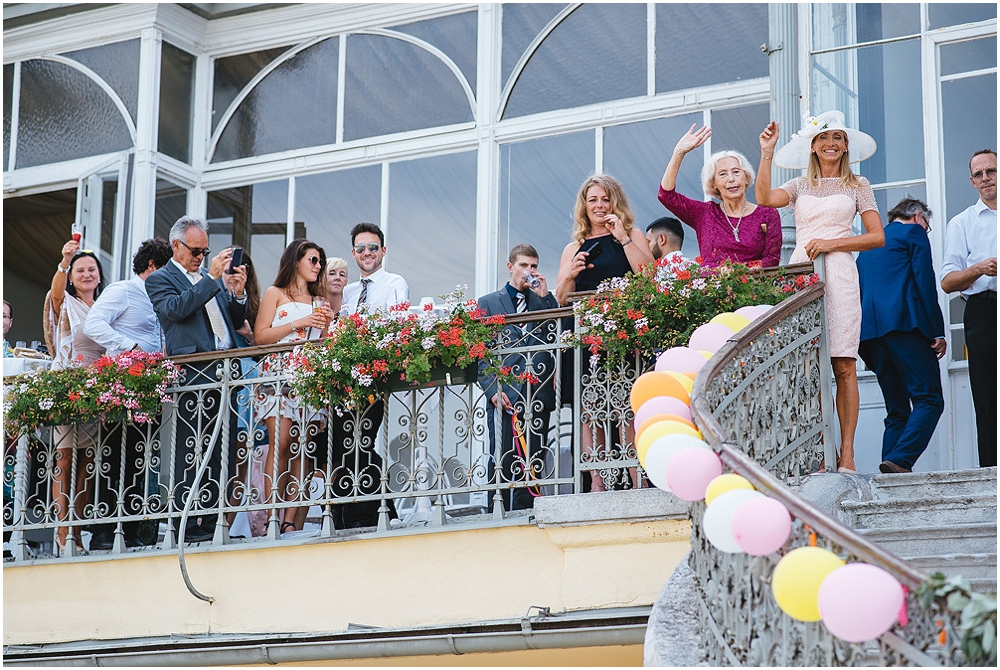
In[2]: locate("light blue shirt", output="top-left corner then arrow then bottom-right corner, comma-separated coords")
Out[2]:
940,198 -> 998,297
83,275 -> 163,355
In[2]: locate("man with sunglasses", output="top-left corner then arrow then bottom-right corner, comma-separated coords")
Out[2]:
856,199 -> 946,474
940,149 -> 997,468
147,217 -> 249,543
342,222 -> 409,314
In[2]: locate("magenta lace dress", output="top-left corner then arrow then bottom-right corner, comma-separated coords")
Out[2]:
781,176 -> 878,358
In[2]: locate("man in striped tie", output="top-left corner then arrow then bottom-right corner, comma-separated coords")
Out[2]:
477,244 -> 559,511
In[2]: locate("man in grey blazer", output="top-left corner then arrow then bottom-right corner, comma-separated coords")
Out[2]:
146,217 -> 248,543
478,244 -> 559,511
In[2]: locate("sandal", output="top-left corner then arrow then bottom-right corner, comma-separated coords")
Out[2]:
280,521 -> 297,535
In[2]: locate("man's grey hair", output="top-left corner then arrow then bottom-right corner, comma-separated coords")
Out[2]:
169,216 -> 208,244
887,198 -> 931,223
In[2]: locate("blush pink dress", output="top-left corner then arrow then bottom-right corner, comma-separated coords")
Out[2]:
781,176 -> 878,358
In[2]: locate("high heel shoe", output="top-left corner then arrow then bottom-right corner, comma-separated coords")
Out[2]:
54,533 -> 84,557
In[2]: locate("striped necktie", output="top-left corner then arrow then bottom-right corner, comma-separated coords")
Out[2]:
515,292 -> 527,313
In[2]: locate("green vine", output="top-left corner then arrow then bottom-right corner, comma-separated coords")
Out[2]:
915,572 -> 997,665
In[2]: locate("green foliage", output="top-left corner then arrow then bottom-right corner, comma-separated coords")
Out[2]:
916,571 -> 997,665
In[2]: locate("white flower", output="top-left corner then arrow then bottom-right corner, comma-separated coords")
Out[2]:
422,337 -> 436,350
692,278 -> 707,290
39,399 -> 54,410
603,320 -> 617,332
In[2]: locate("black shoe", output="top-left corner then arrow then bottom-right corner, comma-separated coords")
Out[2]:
89,530 -> 115,551
879,460 -> 911,474
184,525 -> 215,543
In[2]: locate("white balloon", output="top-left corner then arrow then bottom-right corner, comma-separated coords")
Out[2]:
642,433 -> 711,489
702,489 -> 764,553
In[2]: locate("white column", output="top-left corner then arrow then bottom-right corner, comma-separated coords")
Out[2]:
767,3 -> 801,263
474,3 -> 501,296
131,27 -> 162,243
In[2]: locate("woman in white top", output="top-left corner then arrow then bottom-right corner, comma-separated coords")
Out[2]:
45,240 -> 107,554
253,239 -> 335,533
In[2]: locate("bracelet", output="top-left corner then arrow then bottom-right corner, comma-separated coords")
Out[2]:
57,263 -> 70,274
620,238 -> 633,247
761,154 -> 773,160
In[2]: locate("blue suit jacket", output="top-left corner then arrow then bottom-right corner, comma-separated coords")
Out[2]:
856,221 -> 945,342
477,286 -> 560,411
146,262 -> 246,356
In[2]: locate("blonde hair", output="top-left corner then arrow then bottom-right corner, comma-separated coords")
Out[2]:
701,151 -> 755,200
807,135 -> 862,189
326,257 -> 348,277
571,174 -> 635,245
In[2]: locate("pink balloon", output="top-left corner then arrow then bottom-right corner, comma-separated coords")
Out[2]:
731,496 -> 792,556
634,396 -> 693,430
735,305 -> 768,321
818,564 -> 904,643
655,347 -> 707,374
688,322 -> 735,353
665,447 -> 723,501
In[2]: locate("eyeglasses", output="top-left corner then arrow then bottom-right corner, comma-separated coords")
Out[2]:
179,240 -> 210,257
306,256 -> 321,265
971,168 -> 997,180
353,243 -> 381,254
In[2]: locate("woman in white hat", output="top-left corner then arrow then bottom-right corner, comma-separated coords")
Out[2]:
756,111 -> 885,474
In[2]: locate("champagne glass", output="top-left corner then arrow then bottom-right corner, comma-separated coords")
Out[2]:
71,222 -> 83,243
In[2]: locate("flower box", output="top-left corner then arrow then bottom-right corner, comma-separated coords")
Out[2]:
382,362 -> 479,394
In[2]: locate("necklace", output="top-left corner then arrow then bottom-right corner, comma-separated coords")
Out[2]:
723,201 -> 747,242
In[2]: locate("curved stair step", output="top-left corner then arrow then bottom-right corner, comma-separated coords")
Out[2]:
855,522 -> 997,558
841,494 -> 997,529
870,467 -> 997,500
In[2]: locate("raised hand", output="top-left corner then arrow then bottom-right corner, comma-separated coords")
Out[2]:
674,123 -> 712,156
760,121 -> 780,154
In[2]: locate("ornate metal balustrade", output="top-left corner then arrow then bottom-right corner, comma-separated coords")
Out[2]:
689,281 -> 968,666
4,303 -> 649,561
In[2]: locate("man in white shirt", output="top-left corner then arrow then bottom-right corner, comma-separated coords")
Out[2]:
335,222 -> 408,528
342,222 -> 409,314
940,148 -> 997,467
82,238 -> 172,550
646,217 -> 692,272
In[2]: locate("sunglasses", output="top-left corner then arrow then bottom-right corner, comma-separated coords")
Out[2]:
306,255 -> 321,265
179,240 -> 210,257
353,243 -> 381,254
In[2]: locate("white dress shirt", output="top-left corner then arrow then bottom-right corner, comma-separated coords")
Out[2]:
342,267 -> 410,314
170,258 -> 234,350
940,198 -> 998,297
83,275 -> 163,355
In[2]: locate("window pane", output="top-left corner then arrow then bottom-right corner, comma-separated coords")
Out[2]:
295,165 -> 382,265
604,114 -> 702,261
158,42 -> 195,163
499,131 -> 592,287
388,152 -> 477,303
811,40 -> 923,184
394,11 -> 478,90
501,3 -> 567,85
206,180 -> 289,291
154,179 -> 188,241
212,46 -> 290,133
942,74 -> 997,223
941,37 -> 997,77
214,37 -> 338,163
871,183 -> 927,226
504,4 -> 645,119
656,4 -> 768,93
929,3 -> 996,30
709,103 -> 771,199
65,39 -> 141,122
4,63 -> 12,169
16,59 -> 132,169
344,34 -> 472,141
812,4 -> 919,50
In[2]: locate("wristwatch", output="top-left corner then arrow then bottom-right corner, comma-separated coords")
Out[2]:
57,263 -> 70,274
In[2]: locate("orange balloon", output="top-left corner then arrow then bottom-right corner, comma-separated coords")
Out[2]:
636,419 -> 702,464
629,371 -> 691,412
664,370 -> 694,394
635,412 -> 697,438
682,371 -> 698,381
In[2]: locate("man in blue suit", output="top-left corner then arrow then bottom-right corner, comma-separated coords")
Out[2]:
856,199 -> 947,474
146,217 -> 248,542
478,244 -> 560,510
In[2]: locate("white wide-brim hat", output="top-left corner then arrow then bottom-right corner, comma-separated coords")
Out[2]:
774,110 -> 877,170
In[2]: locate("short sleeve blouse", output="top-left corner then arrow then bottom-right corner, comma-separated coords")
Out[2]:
780,176 -> 878,215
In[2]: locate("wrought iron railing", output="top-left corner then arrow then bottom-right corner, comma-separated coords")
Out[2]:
3,303 -> 649,562
689,277 -> 967,666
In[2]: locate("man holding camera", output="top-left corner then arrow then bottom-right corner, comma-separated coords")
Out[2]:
477,244 -> 559,511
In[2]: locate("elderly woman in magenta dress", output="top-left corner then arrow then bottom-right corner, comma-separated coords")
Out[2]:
756,110 -> 885,473
658,124 -> 782,268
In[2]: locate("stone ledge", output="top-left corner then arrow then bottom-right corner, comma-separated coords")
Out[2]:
534,488 -> 690,528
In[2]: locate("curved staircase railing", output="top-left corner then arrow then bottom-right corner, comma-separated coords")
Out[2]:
689,281 -> 967,666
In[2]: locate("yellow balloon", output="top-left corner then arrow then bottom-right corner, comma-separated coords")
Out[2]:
771,547 -> 845,622
710,312 -> 752,332
629,371 -> 691,412
664,370 -> 694,394
698,350 -> 714,360
635,412 -> 697,440
636,420 -> 702,466
704,473 -> 754,505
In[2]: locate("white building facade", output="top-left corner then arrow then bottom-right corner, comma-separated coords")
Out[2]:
4,3 -> 996,471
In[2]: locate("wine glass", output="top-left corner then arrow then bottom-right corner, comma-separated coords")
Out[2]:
71,222 -> 83,243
